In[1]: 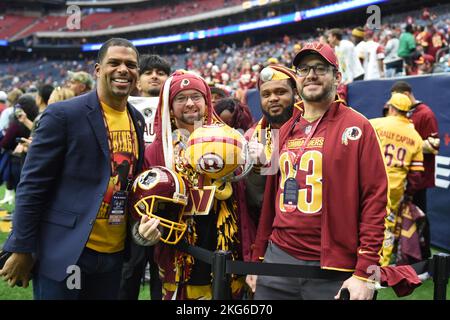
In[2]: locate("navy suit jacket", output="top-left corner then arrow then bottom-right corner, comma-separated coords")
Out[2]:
3,90 -> 145,281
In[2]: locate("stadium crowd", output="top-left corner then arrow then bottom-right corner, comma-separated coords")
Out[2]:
1,6 -> 450,95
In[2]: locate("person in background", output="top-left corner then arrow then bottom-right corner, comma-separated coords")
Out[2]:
383,30 -> 402,78
0,89 -> 24,208
362,30 -> 385,80
127,54 -> 171,145
327,28 -> 364,83
414,54 -> 435,75
351,27 -> 367,67
0,89 -> 23,136
210,85 -> 230,107
397,24 -> 417,75
47,87 -> 75,105
16,84 -> 54,133
0,95 -> 39,221
137,70 -> 255,300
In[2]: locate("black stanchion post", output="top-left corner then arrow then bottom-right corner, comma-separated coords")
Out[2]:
432,253 -> 450,300
212,250 -> 232,300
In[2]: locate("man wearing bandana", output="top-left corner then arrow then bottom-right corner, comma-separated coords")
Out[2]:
245,65 -> 298,226
246,43 -> 389,300
136,70 -> 255,300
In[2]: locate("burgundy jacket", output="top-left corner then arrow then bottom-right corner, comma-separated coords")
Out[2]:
252,100 -> 389,280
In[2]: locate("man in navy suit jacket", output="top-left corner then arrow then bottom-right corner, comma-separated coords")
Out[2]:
0,38 -> 146,300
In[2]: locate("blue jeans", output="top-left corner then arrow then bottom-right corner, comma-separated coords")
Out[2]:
33,247 -> 124,300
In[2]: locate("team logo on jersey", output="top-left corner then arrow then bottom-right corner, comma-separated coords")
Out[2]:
180,79 -> 190,88
342,126 -> 362,145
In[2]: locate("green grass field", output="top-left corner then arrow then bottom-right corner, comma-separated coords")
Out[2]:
0,187 -> 448,300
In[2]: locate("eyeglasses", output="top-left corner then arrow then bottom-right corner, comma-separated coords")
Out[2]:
173,93 -> 204,104
295,64 -> 332,77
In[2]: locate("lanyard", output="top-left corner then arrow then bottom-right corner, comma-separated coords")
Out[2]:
289,113 -> 325,169
99,105 -> 136,177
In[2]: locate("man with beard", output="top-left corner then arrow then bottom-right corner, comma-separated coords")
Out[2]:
0,38 -> 145,299
246,42 -> 389,300
245,65 -> 298,226
120,55 -> 170,300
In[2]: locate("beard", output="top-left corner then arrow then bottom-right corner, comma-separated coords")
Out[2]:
300,81 -> 334,103
262,104 -> 294,126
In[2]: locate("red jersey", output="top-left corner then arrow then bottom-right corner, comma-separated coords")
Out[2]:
408,102 -> 439,188
272,117 -> 324,260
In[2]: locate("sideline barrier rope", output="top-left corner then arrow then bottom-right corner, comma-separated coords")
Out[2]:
174,241 -> 450,300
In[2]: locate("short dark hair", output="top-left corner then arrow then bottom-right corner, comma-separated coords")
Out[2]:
38,84 -> 55,105
328,28 -> 342,41
215,97 -> 238,115
391,81 -> 412,93
139,54 -> 171,76
97,38 -> 139,64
